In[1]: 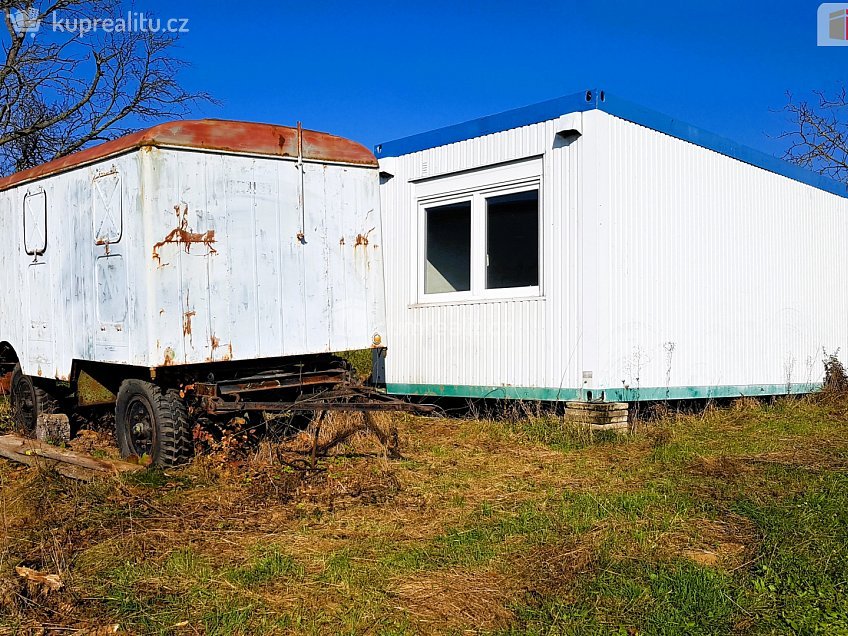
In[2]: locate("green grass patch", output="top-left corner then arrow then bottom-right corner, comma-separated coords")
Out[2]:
336,349 -> 373,380
225,545 -> 304,586
506,560 -> 735,636
498,413 -> 626,451
734,471 -> 848,634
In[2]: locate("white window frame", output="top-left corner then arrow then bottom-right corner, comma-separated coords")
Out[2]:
418,194 -> 475,303
481,183 -> 541,299
415,158 -> 543,304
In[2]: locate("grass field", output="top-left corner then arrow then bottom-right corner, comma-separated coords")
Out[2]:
1,394 -> 847,635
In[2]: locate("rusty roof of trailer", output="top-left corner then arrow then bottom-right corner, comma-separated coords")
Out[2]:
0,119 -> 378,192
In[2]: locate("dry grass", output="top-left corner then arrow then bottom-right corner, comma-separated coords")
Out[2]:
0,395 -> 847,634
0,398 -> 9,430
389,568 -> 519,631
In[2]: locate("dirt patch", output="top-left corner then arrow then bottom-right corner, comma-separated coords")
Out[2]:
740,449 -> 848,471
515,536 -> 598,600
690,449 -> 848,483
688,455 -> 755,480
680,543 -> 747,567
389,567 -> 518,632
662,514 -> 757,570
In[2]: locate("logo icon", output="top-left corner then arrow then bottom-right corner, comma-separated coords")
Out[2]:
10,6 -> 41,38
819,3 -> 848,45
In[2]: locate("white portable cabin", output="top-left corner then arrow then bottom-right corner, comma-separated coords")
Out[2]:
375,89 -> 848,402
0,120 -> 385,382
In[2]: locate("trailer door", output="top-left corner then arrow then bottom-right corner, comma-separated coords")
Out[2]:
92,170 -> 129,362
22,189 -> 53,374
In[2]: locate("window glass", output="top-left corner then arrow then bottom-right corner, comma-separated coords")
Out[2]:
425,201 -> 471,293
23,191 -> 47,256
93,172 -> 122,245
486,190 -> 539,289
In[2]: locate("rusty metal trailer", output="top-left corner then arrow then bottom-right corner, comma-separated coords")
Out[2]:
0,119 -> 404,466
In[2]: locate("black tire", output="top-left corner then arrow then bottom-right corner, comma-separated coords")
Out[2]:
115,379 -> 192,467
10,365 -> 59,434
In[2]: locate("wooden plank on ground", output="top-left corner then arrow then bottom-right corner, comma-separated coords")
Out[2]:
0,434 -> 143,480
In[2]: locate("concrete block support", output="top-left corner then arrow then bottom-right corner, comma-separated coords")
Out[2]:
565,401 -> 629,432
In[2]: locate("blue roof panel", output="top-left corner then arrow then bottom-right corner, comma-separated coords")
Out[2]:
375,89 -> 848,199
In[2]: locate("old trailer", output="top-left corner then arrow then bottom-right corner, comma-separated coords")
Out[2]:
375,89 -> 848,404
0,120 -> 391,465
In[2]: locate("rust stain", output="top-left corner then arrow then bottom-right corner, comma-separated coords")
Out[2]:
163,347 -> 176,366
183,310 -> 196,337
209,335 -> 232,361
0,372 -> 11,394
339,237 -> 345,246
152,203 -> 217,264
355,227 -> 375,247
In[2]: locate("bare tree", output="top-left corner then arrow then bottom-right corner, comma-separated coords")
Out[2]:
782,88 -> 848,183
0,0 -> 211,175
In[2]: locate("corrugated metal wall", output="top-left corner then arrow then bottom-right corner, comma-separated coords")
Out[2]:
380,109 -> 848,400
379,118 -> 583,396
588,111 -> 848,398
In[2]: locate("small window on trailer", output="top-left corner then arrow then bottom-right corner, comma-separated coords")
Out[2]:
23,190 -> 47,256
93,170 -> 123,245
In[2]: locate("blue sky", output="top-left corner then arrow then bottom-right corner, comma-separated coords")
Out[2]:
122,1 -> 846,156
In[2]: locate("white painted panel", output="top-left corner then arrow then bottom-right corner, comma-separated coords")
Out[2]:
277,162 -> 309,356
588,111 -> 848,396
142,148 -> 384,367
27,262 -> 52,372
95,255 -> 127,324
379,119 -> 583,395
0,143 -> 383,379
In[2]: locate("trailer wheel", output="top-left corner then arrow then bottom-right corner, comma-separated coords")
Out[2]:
115,380 -> 192,467
9,365 -> 59,434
